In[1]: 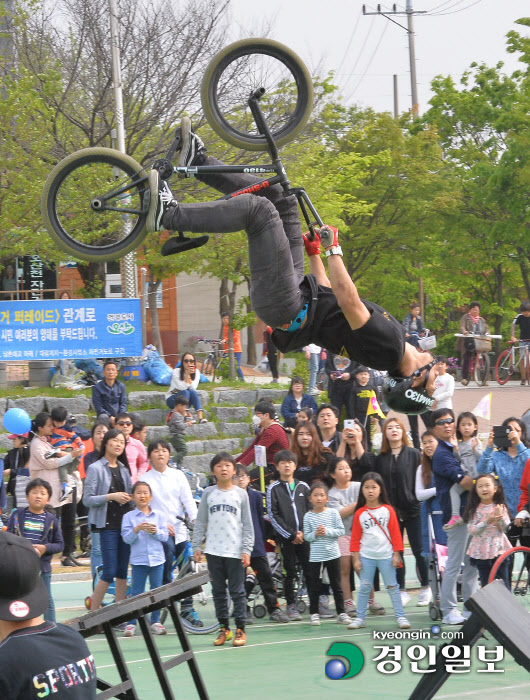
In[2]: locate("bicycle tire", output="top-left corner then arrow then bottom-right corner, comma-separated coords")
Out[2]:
489,546 -> 530,612
474,352 -> 490,386
41,148 -> 150,262
201,355 -> 215,381
201,38 -> 314,151
495,349 -> 513,385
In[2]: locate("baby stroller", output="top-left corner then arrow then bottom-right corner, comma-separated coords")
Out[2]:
427,509 -> 448,621
247,548 -> 307,619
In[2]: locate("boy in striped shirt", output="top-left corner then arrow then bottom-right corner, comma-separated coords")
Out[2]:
6,478 -> 64,622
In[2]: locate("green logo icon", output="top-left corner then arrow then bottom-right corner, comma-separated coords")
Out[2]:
325,642 -> 364,680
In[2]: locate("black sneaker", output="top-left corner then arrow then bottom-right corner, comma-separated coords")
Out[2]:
146,171 -> 177,232
177,116 -> 206,168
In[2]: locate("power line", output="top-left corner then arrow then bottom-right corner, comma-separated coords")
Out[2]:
426,0 -> 467,13
348,22 -> 390,100
336,11 -> 363,74
340,15 -> 377,94
428,0 -> 482,15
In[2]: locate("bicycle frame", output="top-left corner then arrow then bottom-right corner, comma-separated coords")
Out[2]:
158,91 -> 323,235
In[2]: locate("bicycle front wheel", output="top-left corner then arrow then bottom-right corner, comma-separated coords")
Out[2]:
495,349 -> 513,385
201,355 -> 216,381
201,38 -> 314,151
489,546 -> 530,613
474,352 -> 490,386
41,148 -> 150,262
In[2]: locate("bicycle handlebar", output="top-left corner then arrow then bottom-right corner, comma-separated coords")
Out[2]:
454,333 -> 502,338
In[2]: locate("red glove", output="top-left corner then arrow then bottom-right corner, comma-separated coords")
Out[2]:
302,230 -> 321,257
319,225 -> 339,249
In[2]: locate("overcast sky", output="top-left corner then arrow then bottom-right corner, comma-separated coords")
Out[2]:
226,0 -> 528,115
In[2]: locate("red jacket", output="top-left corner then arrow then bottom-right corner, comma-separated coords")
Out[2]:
237,423 -> 289,467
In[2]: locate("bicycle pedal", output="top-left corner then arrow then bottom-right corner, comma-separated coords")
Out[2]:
161,234 -> 209,257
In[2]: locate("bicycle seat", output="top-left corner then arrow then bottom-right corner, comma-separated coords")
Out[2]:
161,232 -> 209,256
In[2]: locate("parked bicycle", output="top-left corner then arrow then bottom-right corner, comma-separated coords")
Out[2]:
454,333 -> 502,387
40,38 -> 317,262
495,340 -> 530,386
200,339 -> 227,382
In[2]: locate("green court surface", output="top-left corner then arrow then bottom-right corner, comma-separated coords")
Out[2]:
53,580 -> 530,700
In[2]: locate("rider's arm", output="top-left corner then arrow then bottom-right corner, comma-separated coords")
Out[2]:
326,254 -> 371,330
308,253 -> 331,288
510,322 -> 517,342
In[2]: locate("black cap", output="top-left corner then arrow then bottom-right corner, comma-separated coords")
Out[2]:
0,531 -> 48,621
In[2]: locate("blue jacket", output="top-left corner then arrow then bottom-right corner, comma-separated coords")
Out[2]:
477,443 -> 530,517
247,487 -> 267,558
432,440 -> 468,524
280,393 -> 318,422
91,379 -> 127,419
83,457 -> 132,529
7,508 -> 64,573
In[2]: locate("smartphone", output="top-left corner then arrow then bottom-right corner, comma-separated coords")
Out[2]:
493,426 -> 511,449
344,419 -> 355,431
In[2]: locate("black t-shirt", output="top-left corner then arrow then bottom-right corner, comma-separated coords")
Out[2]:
106,466 -> 127,529
513,314 -> 530,341
272,276 -> 406,373
0,621 -> 96,699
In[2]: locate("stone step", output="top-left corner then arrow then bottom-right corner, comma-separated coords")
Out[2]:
128,389 -> 209,409
211,406 -> 249,421
213,388 -> 287,405
217,422 -> 253,438
130,408 -> 169,425
186,438 -> 242,455
182,453 -> 217,472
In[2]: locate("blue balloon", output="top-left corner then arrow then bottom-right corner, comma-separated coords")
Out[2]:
325,659 -> 346,680
2,408 -> 32,435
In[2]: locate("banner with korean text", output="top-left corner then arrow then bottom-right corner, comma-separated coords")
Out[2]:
0,298 -> 142,360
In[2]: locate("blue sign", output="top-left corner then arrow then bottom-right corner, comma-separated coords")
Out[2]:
0,298 -> 142,360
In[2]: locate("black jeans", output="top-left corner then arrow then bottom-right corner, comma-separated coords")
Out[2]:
470,556 -> 511,591
55,502 -> 76,557
407,415 -> 427,451
207,554 -> 247,630
247,555 -> 279,614
308,557 -> 344,615
328,380 -> 353,420
279,540 -> 311,606
396,514 -> 429,589
164,156 -> 305,329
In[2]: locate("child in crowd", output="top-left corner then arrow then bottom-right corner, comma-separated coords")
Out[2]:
327,457 -> 360,616
267,449 -> 311,621
115,412 -> 149,484
4,432 -> 30,508
167,395 -> 193,465
192,452 -> 254,647
50,406 -> 85,501
351,366 -> 375,451
235,465 -> 289,623
444,412 -> 483,531
131,419 -> 147,444
303,481 -> 352,626
464,474 -> 512,590
121,481 -> 169,637
6,478 -> 64,622
348,472 -> 411,630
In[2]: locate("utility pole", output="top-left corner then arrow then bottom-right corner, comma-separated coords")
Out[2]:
393,74 -> 399,118
362,2 -> 426,117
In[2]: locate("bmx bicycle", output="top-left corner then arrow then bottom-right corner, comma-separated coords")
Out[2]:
40,38 -> 317,262
454,333 -> 501,387
495,339 -> 530,385
200,339 -> 227,382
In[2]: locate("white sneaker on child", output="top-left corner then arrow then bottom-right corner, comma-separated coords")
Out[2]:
417,588 -> 432,606
347,618 -> 366,629
344,599 -> 357,616
310,614 -> 321,626
337,613 -> 353,625
123,624 -> 136,637
400,591 -> 411,607
151,623 -> 167,635
397,617 -> 411,629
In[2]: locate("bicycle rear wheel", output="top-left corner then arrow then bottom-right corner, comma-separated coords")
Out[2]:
474,352 -> 490,386
489,546 -> 530,614
495,349 -> 513,385
41,148 -> 150,262
201,355 -> 216,382
201,38 -> 314,151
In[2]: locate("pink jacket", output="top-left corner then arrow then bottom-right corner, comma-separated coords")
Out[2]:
125,436 -> 149,484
